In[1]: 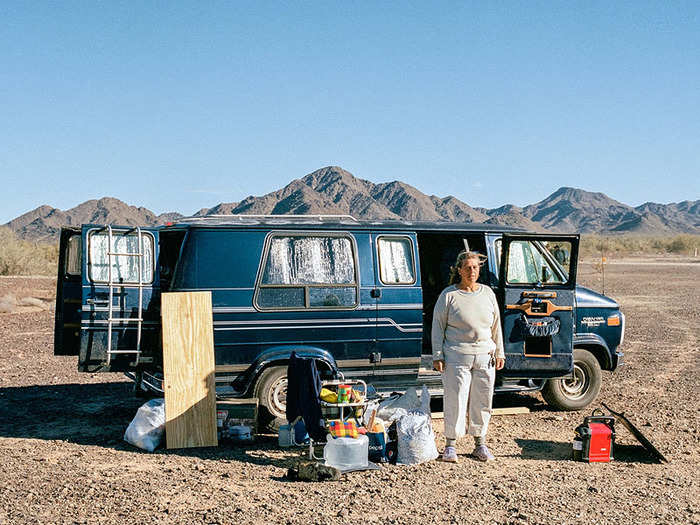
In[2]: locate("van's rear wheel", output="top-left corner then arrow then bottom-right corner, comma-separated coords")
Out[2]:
255,366 -> 288,432
542,349 -> 602,410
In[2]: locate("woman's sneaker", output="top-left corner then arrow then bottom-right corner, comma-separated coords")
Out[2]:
442,446 -> 458,463
472,445 -> 495,462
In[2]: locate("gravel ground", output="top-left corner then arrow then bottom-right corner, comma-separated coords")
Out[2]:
0,259 -> 698,524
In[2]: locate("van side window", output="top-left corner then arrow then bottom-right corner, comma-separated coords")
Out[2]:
88,231 -> 154,284
506,240 -> 565,285
256,234 -> 358,310
377,236 -> 416,285
65,235 -> 82,276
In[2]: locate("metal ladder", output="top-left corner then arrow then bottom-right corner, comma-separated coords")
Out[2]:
103,225 -> 145,367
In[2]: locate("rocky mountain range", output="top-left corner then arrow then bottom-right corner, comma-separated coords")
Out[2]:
6,166 -> 699,241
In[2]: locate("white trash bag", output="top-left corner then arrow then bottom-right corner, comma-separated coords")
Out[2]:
124,398 -> 166,452
396,410 -> 439,465
374,387 -> 422,424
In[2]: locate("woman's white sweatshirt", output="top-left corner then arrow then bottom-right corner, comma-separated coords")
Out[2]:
431,284 -> 505,363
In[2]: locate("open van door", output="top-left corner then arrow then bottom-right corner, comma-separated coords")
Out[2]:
54,227 -> 82,355
78,225 -> 160,372
498,234 -> 579,378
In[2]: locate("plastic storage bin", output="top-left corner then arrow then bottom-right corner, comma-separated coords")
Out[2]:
323,433 -> 369,470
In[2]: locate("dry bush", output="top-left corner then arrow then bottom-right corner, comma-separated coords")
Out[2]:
580,234 -> 700,257
0,294 -> 17,313
0,227 -> 58,276
19,297 -> 48,310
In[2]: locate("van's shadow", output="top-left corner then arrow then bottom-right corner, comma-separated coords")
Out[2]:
430,391 -> 548,414
513,438 -> 660,463
0,382 -> 296,468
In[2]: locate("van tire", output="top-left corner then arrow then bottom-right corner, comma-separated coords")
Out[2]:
541,348 -> 602,411
255,366 -> 288,432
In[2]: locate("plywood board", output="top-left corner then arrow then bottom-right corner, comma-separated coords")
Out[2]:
162,291 -> 218,449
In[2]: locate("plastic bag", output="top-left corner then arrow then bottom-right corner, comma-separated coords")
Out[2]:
419,384 -> 431,415
374,388 -> 421,424
124,398 -> 166,452
396,411 -> 439,465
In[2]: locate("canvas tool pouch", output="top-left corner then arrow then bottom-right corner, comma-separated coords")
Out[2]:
516,315 -> 560,338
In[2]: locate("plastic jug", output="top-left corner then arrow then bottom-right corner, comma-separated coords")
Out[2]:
278,424 -> 294,447
279,420 -> 308,447
323,433 -> 369,470
229,425 -> 252,442
293,419 -> 309,444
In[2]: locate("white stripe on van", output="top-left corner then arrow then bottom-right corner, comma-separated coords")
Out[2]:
356,303 -> 423,311
212,317 -> 422,333
378,304 -> 423,310
214,322 -> 422,333
213,307 -> 258,313
213,317 -> 374,325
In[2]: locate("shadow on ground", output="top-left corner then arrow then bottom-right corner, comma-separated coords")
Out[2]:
430,390 -> 547,413
0,382 -> 299,469
514,438 -> 661,464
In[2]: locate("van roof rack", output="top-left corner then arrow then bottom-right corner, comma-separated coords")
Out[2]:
176,214 -> 360,224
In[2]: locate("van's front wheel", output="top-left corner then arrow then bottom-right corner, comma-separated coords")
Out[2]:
255,366 -> 288,432
541,349 -> 602,410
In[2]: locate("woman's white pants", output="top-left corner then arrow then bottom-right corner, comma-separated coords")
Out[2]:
442,353 -> 495,440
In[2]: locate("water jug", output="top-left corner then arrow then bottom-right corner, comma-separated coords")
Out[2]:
278,424 -> 294,447
293,419 -> 309,444
229,425 -> 252,443
323,433 -> 369,470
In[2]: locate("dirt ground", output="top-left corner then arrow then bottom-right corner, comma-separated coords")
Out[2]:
0,258 -> 698,524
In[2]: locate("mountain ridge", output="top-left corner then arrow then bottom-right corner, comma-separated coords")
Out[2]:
6,166 -> 698,241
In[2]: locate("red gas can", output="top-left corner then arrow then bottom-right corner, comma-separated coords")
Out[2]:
573,409 -> 615,463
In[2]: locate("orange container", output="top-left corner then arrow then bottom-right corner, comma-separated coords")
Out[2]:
337,384 -> 351,403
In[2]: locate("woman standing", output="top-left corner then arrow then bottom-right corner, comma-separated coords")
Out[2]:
432,251 -> 505,462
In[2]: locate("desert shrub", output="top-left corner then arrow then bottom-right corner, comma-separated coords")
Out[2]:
0,227 -> 58,276
580,234 -> 700,257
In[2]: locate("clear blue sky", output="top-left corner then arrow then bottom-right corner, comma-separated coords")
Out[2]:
2,1 -> 699,223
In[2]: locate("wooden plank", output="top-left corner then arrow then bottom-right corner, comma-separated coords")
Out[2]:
431,406 -> 530,420
162,291 -> 218,449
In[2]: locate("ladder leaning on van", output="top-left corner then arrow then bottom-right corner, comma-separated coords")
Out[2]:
98,224 -> 146,367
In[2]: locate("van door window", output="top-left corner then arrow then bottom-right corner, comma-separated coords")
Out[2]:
88,231 -> 155,283
65,235 -> 82,276
256,234 -> 358,310
377,236 -> 416,285
504,240 -> 569,285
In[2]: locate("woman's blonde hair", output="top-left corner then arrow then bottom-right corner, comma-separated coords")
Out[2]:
448,250 -> 487,285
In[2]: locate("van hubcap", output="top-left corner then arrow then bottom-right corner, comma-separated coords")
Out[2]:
561,363 -> 589,399
266,377 -> 288,418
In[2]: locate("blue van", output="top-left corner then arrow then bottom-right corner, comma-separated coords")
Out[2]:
54,216 -> 624,428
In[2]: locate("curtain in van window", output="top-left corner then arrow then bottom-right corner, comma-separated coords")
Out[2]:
66,235 -> 82,275
506,241 -> 529,284
378,237 -> 415,284
89,233 -> 154,283
262,236 -> 355,285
